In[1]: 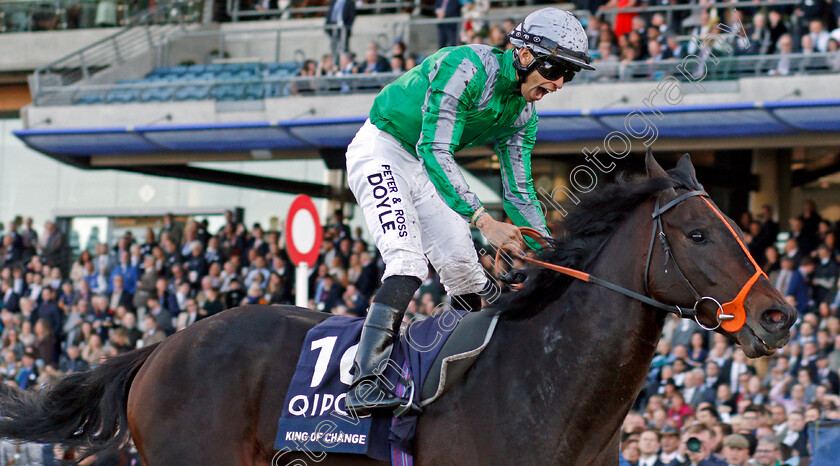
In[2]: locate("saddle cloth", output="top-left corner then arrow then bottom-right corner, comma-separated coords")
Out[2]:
274,306 -> 499,462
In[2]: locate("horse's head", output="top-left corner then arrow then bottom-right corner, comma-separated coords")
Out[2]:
645,151 -> 796,357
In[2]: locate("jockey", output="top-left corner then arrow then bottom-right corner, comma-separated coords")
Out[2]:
344,7 -> 594,415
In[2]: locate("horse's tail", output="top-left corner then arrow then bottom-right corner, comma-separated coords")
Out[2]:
0,342 -> 158,458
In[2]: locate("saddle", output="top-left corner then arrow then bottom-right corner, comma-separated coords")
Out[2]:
419,307 -> 498,405
274,306 -> 500,462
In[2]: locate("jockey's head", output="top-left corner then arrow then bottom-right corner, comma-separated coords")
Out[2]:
509,8 -> 594,99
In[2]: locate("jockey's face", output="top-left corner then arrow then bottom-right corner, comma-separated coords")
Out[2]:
517,49 -> 564,102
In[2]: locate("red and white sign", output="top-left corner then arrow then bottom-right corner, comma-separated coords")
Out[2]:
285,195 -> 322,267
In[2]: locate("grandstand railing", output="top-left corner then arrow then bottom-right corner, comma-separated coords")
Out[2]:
31,52 -> 840,106
225,0 -> 800,24
158,23 -> 365,68
0,0 -> 130,33
156,11 -> 579,69
227,0 -> 416,22
0,0 -> 204,33
41,72 -> 403,105
596,0 -> 799,14
583,52 -> 840,83
596,0 -> 800,35
29,0 -> 203,103
225,0 -> 522,21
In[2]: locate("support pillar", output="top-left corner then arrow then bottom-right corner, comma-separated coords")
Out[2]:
751,147 -> 791,228
777,150 -> 793,228
749,148 -> 779,216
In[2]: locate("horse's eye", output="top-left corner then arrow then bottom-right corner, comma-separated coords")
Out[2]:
689,231 -> 706,243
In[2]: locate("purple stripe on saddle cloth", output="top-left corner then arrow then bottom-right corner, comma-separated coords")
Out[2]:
390,361 -> 414,466
386,309 -> 468,458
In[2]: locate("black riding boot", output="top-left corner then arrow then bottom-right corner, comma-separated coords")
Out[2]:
345,302 -> 421,417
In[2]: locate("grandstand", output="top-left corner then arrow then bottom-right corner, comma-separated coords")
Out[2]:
2,0 -> 840,462
8,2 -> 840,227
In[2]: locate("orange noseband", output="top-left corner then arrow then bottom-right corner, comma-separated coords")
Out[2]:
700,198 -> 767,332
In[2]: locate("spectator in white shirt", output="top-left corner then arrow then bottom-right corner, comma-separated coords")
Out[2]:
809,19 -> 831,52
770,404 -> 788,435
637,429 -> 663,466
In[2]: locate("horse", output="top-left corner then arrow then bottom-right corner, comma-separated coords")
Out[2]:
0,153 -> 795,465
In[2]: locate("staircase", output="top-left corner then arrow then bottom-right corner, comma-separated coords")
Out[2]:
29,0 -> 205,105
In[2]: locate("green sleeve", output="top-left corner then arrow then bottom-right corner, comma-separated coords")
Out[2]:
416,49 -> 487,219
495,109 -> 549,249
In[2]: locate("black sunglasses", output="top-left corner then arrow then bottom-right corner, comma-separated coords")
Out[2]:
534,56 -> 580,83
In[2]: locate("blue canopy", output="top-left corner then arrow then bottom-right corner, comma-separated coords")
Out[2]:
14,100 -> 840,158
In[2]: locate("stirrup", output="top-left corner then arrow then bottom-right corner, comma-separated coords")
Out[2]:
392,379 -> 421,417
345,377 -> 421,417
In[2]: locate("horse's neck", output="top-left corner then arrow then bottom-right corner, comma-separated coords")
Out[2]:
490,201 -> 666,457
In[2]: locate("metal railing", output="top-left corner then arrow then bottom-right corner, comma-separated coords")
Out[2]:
596,0 -> 800,14
154,10 -> 583,70
226,0 -> 564,21
158,23 -> 368,67
581,51 -> 840,83
46,72 -> 403,105
388,11 -> 590,50
0,0 -> 204,33
227,0 -> 416,22
29,0 -> 203,102
35,52 -> 840,106
596,0 -> 801,39
0,0 -> 129,33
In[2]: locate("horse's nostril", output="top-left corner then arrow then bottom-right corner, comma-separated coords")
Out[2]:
764,309 -> 785,324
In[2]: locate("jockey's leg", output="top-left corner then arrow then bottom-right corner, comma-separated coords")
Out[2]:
345,276 -> 421,416
451,292 -> 482,312
344,120 -> 426,415
412,161 -> 488,312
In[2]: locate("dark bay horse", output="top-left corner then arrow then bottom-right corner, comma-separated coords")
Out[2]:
0,153 -> 795,465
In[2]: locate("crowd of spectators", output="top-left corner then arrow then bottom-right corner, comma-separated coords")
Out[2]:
11,0 -> 840,89
582,2 -> 840,79
0,0 -> 191,33
290,40 -> 414,95
461,0 -> 840,69
292,0 -> 840,92
0,208 -> 446,463
0,209 -> 453,386
617,200 -> 840,465
3,195 -> 840,463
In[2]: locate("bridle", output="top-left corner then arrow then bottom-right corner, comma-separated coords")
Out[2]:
495,190 -> 766,333
643,189 -> 766,332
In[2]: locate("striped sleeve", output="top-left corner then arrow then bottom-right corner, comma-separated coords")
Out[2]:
416,50 -> 487,219
495,107 -> 550,246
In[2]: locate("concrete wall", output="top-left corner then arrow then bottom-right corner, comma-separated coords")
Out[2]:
0,13 -> 413,73
215,14 -> 410,64
163,28 -> 224,67
0,27 -> 121,71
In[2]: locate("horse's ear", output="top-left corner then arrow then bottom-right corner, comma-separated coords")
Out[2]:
645,148 -> 668,179
676,153 -> 699,184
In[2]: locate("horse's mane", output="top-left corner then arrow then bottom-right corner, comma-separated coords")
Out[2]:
495,163 -> 704,319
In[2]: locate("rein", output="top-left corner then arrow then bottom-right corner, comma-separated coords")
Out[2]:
494,190 -> 765,333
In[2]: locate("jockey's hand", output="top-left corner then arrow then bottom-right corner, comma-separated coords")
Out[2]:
476,214 -> 526,256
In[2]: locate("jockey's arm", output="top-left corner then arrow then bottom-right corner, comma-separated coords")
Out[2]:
416,51 -> 484,220
494,111 -> 550,250
415,51 -> 526,252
